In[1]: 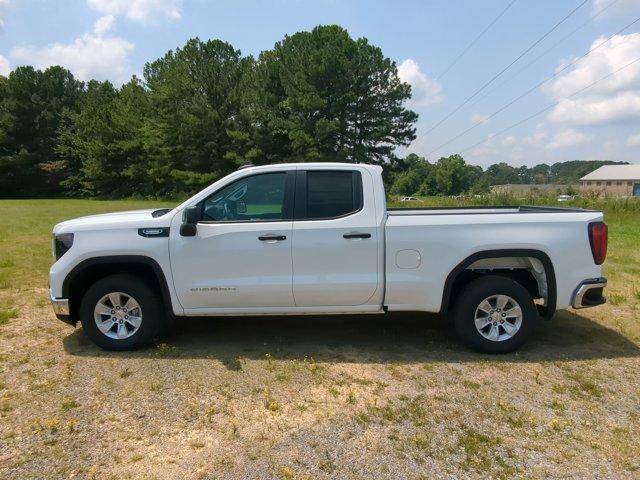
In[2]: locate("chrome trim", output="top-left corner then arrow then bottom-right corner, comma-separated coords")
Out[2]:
50,289 -> 70,316
572,278 -> 607,309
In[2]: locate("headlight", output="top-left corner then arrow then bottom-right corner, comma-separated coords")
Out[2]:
53,233 -> 74,260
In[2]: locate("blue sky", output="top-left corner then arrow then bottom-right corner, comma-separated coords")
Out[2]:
1,0 -> 640,167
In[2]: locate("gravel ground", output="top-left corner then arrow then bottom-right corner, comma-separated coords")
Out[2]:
0,286 -> 639,480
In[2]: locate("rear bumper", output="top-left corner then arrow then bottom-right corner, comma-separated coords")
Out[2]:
49,288 -> 74,325
571,277 -> 607,309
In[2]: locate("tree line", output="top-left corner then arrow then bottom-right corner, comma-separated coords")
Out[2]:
387,154 -> 627,197
0,24 -> 623,199
0,25 -> 417,198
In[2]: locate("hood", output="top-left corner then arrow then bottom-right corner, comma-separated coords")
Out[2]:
53,208 -> 175,234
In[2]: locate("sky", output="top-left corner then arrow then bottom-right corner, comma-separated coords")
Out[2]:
1,0 -> 640,168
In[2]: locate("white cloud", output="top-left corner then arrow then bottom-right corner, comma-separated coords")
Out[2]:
398,58 -> 443,107
546,129 -> 590,149
502,135 -> 517,146
550,92 -> 640,125
471,112 -> 489,124
522,130 -> 547,146
94,14 -> 115,36
0,0 -> 10,28
11,33 -> 133,83
87,0 -> 181,23
628,133 -> 640,146
545,33 -> 640,125
0,55 -> 10,76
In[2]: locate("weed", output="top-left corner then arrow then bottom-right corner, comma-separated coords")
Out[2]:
263,388 -> 280,412
547,417 -> 564,432
0,394 -> 12,412
119,368 -> 132,378
223,356 -> 243,371
264,352 -> 274,370
362,395 -> 430,427
32,418 -> 60,434
462,380 -> 481,390
609,293 -> 626,306
547,400 -> 566,415
61,398 -> 79,411
412,433 -> 431,450
303,356 -> 323,375
229,417 -> 239,437
346,391 -> 356,404
533,368 -> 542,385
67,419 -> 77,433
155,342 -> 179,357
566,371 -> 603,398
278,466 -> 294,480
205,405 -> 216,421
0,308 -> 17,325
457,427 -> 501,472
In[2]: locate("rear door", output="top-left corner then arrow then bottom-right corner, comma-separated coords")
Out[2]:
291,168 -> 380,306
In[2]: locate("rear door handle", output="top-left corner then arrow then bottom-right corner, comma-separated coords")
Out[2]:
343,232 -> 371,239
258,235 -> 287,241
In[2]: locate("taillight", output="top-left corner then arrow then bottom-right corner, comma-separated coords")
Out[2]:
588,222 -> 608,265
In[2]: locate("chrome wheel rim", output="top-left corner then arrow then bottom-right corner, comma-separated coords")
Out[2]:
474,294 -> 522,342
93,292 -> 142,340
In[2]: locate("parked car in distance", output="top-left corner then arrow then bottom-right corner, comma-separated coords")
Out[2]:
557,194 -> 574,202
400,196 -> 419,202
50,163 -> 608,353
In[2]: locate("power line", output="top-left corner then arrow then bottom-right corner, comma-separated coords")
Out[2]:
426,14 -> 640,156
459,54 -> 640,155
435,0 -> 518,81
424,0 -> 590,136
468,0 -> 621,109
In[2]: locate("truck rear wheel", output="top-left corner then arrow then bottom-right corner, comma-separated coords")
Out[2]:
452,275 -> 538,353
79,274 -> 164,350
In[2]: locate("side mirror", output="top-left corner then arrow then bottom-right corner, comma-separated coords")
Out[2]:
180,205 -> 199,237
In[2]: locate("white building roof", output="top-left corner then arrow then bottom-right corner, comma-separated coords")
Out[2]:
580,164 -> 640,181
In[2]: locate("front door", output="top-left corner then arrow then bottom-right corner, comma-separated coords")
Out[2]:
634,183 -> 640,197
291,169 -> 380,307
170,171 -> 295,311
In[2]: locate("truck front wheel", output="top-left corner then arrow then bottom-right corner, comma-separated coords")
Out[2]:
79,274 -> 164,350
452,275 -> 538,353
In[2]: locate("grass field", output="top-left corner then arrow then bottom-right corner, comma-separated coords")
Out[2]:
1,198 -> 639,479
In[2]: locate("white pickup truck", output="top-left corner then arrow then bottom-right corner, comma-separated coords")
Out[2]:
49,163 -> 608,353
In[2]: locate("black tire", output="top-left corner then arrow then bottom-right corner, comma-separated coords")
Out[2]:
452,275 -> 539,353
79,274 -> 164,350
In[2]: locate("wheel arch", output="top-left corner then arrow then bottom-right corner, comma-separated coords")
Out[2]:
63,255 -> 174,324
440,249 -> 557,320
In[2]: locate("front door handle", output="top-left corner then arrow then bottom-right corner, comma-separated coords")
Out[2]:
343,232 -> 371,239
258,235 -> 287,241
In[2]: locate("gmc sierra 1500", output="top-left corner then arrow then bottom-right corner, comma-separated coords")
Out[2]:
49,163 -> 607,353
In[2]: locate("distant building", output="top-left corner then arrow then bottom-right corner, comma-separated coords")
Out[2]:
580,165 -> 640,197
490,184 -> 567,195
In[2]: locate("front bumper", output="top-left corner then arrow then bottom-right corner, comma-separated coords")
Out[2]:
49,289 -> 74,325
571,277 -> 607,309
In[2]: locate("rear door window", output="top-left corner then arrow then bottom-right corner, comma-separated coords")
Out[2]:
296,170 -> 363,220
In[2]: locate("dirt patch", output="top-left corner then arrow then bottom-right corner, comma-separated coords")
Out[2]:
1,287 -> 639,479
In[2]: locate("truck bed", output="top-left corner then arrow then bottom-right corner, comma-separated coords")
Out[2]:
387,205 -> 595,216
